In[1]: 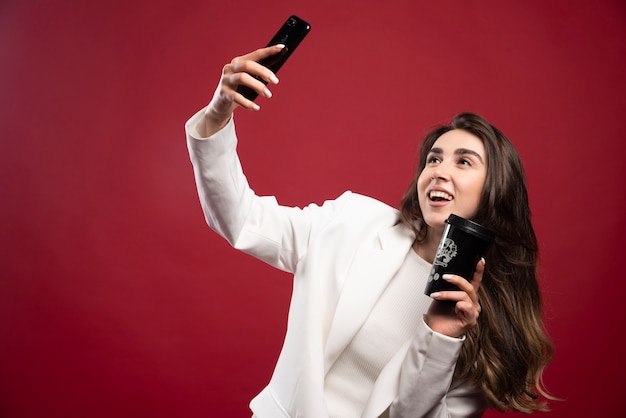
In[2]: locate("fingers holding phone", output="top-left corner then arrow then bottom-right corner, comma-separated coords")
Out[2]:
204,15 -> 311,135
203,45 -> 283,135
236,15 -> 310,101
228,46 -> 283,104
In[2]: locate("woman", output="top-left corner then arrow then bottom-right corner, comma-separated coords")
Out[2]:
186,45 -> 554,417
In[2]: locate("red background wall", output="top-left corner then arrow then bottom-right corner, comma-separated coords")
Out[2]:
1,0 -> 625,417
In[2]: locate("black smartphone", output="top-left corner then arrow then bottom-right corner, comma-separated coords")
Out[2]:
236,15 -> 311,101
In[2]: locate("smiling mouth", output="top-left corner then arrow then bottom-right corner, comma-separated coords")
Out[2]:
429,191 -> 453,201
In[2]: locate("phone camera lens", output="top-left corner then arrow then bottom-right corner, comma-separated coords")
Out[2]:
287,18 -> 296,27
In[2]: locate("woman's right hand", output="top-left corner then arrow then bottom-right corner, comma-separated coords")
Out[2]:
203,45 -> 283,136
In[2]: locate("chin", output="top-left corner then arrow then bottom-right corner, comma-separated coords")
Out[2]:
423,214 -> 448,231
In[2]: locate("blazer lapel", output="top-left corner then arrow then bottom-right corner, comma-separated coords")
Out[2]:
323,223 -> 415,374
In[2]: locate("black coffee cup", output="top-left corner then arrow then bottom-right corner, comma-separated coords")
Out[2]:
424,214 -> 495,297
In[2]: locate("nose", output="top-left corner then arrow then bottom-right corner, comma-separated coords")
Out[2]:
431,166 -> 450,181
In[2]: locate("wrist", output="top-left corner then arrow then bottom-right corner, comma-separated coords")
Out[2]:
423,315 -> 465,339
202,107 -> 232,137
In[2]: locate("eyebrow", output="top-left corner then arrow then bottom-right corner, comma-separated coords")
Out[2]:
428,147 -> 485,164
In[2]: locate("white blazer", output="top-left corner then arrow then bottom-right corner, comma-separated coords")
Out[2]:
186,110 -> 486,418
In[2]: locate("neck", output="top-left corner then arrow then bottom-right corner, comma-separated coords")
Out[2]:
412,228 -> 443,263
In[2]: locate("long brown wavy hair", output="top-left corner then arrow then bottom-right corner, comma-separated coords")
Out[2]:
400,113 -> 555,412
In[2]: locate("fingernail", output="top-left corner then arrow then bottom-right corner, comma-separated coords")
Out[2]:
269,73 -> 279,84
264,88 -> 272,98
481,257 -> 486,265
275,44 -> 285,49
430,292 -> 441,299
251,103 -> 260,111
442,274 -> 452,281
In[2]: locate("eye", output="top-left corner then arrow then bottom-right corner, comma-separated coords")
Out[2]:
459,157 -> 472,166
427,155 -> 441,164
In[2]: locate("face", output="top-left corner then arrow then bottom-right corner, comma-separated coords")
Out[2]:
417,129 -> 487,236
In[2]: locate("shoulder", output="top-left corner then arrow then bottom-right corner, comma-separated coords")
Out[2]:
325,191 -> 401,229
304,191 -> 408,255
324,190 -> 400,218
335,191 -> 398,213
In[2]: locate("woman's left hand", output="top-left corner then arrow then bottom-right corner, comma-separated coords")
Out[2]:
425,258 -> 485,338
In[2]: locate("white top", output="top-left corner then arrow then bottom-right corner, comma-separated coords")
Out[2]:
324,249 -> 433,417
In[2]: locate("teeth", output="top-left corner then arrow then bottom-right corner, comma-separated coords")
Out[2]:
429,191 -> 453,201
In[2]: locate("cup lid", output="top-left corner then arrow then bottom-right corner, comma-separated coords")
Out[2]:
445,214 -> 496,242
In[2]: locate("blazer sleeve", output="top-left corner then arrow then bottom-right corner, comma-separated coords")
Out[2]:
185,108 -> 350,273
389,319 -> 487,418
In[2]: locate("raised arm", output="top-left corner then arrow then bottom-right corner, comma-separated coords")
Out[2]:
186,46 -> 350,273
